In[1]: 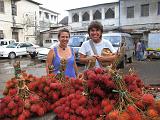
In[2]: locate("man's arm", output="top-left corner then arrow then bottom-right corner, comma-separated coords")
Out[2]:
46,49 -> 54,74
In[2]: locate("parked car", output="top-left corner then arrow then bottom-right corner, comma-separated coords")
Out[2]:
0,42 -> 39,59
37,43 -> 58,61
0,39 -> 16,48
26,45 -> 45,59
102,32 -> 135,68
68,35 -> 89,63
43,39 -> 59,48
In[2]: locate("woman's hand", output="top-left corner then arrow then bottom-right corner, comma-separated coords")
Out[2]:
77,73 -> 84,80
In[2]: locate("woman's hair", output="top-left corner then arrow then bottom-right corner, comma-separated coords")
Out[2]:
87,21 -> 103,34
58,28 -> 70,38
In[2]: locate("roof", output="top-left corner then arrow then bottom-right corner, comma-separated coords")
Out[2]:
67,1 -> 119,11
26,0 -> 42,5
59,16 -> 68,25
40,6 -> 60,15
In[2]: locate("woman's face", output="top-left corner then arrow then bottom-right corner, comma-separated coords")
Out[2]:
89,28 -> 102,43
59,32 -> 70,47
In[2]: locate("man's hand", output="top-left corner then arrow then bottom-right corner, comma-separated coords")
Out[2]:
95,55 -> 105,62
87,56 -> 97,62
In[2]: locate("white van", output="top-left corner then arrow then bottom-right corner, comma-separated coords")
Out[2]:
102,32 -> 135,68
43,39 -> 59,48
0,39 -> 16,47
68,35 -> 90,63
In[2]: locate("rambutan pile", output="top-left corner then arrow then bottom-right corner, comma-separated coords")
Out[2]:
1,61 -> 160,120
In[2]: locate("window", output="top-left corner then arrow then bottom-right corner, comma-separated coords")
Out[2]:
51,15 -> 53,20
93,10 -> 101,20
105,8 -> 115,19
45,12 -> 49,19
54,16 -> 56,21
158,2 -> 160,15
72,13 -> 79,22
82,12 -> 89,21
12,4 -> 17,16
0,30 -> 4,39
127,6 -> 134,18
0,0 -> 4,13
141,4 -> 149,17
39,11 -> 42,18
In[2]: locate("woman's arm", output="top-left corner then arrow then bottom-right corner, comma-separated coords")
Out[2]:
46,49 -> 54,74
73,53 -> 78,77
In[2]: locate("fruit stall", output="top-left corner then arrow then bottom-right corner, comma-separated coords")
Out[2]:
146,48 -> 160,60
0,58 -> 160,120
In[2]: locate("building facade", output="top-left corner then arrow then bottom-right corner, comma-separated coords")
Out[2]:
39,7 -> 59,32
0,0 -> 59,44
67,1 -> 120,31
67,0 -> 160,43
0,0 -> 41,43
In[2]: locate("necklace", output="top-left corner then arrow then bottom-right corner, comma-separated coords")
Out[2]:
59,45 -> 67,51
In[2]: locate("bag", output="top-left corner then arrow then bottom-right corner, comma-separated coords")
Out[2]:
89,40 -> 113,68
101,48 -> 113,67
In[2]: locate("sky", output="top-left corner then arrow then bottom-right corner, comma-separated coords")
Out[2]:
34,0 -> 118,21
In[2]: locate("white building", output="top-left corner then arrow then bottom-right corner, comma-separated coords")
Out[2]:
67,1 -> 119,31
67,0 -> 160,42
0,0 -> 59,44
39,7 -> 59,32
0,0 -> 41,43
120,0 -> 160,43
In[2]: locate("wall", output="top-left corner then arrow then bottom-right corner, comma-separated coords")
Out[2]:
0,0 -> 13,39
120,0 -> 160,26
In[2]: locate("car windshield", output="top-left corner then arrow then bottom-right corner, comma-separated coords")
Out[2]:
6,43 -> 18,48
68,36 -> 86,47
103,36 -> 120,47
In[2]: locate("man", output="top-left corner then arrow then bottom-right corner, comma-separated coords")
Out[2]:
79,21 -> 116,68
136,40 -> 143,61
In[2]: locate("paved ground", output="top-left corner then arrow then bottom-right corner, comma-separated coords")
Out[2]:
123,59 -> 160,86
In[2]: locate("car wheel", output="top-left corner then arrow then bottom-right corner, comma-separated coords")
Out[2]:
9,52 -> 16,59
128,56 -> 133,63
30,52 -> 36,59
117,57 -> 126,69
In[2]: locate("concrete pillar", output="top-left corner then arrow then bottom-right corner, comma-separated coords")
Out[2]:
68,13 -> 72,24
89,10 -> 93,21
102,8 -> 105,20
79,11 -> 82,22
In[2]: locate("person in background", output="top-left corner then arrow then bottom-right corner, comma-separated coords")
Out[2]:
79,21 -> 117,68
136,40 -> 143,61
46,28 -> 78,78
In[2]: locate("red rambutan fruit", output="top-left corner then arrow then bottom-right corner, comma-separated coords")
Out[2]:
63,113 -> 70,119
147,108 -> 158,118
8,101 -> 16,110
142,94 -> 154,105
104,104 -> 113,113
37,107 -> 45,116
108,110 -> 119,120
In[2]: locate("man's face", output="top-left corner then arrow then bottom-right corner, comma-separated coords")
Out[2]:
89,28 -> 102,43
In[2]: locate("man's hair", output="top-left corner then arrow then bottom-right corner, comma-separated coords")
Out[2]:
58,28 -> 70,38
87,21 -> 103,34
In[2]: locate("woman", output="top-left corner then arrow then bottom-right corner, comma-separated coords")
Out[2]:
46,28 -> 78,78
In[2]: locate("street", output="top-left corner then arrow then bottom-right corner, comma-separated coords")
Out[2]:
0,57 -> 160,97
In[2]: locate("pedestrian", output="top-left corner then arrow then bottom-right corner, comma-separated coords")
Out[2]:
79,21 -> 117,68
46,28 -> 78,78
136,40 -> 143,61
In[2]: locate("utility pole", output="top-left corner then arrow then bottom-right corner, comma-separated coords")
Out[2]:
119,0 -> 121,28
